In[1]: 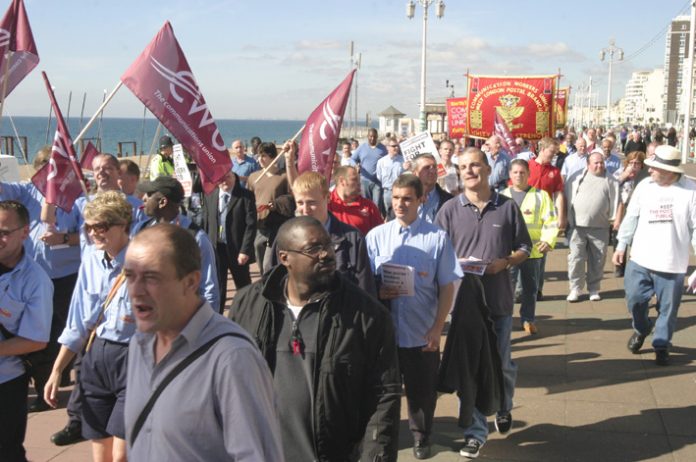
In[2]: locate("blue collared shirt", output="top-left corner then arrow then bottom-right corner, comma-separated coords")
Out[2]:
0,182 -> 81,279
376,155 -> 404,190
76,193 -> 145,254
605,153 -> 622,175
486,150 -> 512,191
0,253 -> 53,384
419,188 -> 440,223
366,218 -> 462,348
351,142 -> 387,183
232,156 -> 260,188
561,152 -> 588,180
58,246 -> 134,353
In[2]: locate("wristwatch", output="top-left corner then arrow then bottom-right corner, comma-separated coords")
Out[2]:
62,233 -> 69,244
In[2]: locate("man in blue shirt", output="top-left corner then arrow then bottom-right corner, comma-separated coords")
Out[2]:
0,200 -> 53,462
485,135 -> 511,192
367,174 -> 462,460
376,137 -> 404,216
230,139 -> 259,188
351,128 -> 387,210
135,176 -> 220,309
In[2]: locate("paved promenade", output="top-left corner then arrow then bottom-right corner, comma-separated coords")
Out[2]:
23,241 -> 696,461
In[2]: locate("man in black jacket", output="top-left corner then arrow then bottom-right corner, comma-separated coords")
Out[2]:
200,170 -> 256,313
229,216 -> 400,462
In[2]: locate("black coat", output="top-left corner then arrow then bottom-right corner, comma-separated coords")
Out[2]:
229,266 -> 401,462
201,176 -> 257,263
437,275 -> 505,428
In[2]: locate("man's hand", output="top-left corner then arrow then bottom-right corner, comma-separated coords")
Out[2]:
40,230 -> 68,246
612,250 -> 625,266
423,324 -> 443,352
237,253 -> 249,266
379,285 -> 400,300
536,241 -> 552,254
485,257 -> 508,275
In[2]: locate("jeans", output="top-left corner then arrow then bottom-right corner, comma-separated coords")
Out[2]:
360,178 -> 383,213
510,258 -> 542,323
624,260 -> 684,350
463,315 -> 516,444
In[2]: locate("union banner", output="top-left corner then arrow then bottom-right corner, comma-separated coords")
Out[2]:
554,87 -> 569,130
446,97 -> 467,139
466,75 -> 557,140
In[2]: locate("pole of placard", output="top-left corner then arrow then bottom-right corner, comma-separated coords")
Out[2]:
72,81 -> 123,148
142,122 -> 163,180
252,124 -> 305,186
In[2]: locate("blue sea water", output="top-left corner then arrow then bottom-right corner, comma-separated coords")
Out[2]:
0,116 -> 305,164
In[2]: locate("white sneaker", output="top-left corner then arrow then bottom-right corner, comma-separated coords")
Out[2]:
589,292 -> 601,301
567,290 -> 580,302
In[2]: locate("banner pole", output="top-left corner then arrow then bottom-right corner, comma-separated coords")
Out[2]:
7,112 -> 28,164
142,122 -> 162,180
72,81 -> 123,147
252,124 -> 305,186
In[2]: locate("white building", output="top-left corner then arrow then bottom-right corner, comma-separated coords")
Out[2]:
623,69 -> 664,124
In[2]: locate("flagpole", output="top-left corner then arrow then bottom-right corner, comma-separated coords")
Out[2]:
142,122 -> 162,179
252,124 -> 305,186
7,113 -> 28,164
72,81 -> 123,148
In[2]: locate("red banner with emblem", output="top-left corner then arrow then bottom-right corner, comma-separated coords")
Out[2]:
466,75 -> 556,140
446,97 -> 467,139
554,87 -> 569,130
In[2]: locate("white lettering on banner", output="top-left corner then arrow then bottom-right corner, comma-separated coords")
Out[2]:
308,123 -> 318,171
150,57 -> 226,152
46,158 -> 58,182
319,100 -> 341,141
0,28 -> 9,47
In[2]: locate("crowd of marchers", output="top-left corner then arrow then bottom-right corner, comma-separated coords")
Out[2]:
1,123 -> 695,461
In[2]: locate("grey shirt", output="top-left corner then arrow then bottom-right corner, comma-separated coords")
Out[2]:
435,192 -> 532,316
125,302 -> 284,462
566,171 -> 619,228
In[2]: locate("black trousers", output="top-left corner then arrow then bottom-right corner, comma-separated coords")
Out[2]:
0,374 -> 29,462
216,242 -> 252,313
30,273 -> 78,404
398,347 -> 440,443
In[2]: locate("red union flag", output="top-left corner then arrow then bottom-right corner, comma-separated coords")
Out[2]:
466,75 -> 556,140
494,112 -> 519,157
80,141 -> 99,170
446,97 -> 467,139
297,70 -> 355,179
31,73 -> 87,211
554,87 -> 569,130
121,21 -> 231,193
0,0 -> 38,100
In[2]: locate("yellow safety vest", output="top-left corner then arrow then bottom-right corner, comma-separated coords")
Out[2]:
502,186 -> 559,259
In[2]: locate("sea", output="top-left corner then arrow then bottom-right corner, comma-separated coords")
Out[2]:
0,116 -> 307,164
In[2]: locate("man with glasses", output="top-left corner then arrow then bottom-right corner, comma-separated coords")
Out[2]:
229,216 -> 400,461
0,200 -> 53,462
376,137 -> 405,217
366,174 -> 461,459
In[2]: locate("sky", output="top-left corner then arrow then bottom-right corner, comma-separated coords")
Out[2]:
3,0 -> 692,122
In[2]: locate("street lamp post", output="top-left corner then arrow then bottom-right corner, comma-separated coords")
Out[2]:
406,0 -> 445,133
600,39 -> 623,129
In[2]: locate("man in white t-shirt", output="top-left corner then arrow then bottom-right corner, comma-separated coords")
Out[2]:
613,145 -> 696,366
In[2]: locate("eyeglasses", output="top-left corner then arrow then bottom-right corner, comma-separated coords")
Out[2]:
389,145 -> 399,148
0,226 -> 24,239
84,222 -> 121,234
284,241 -> 337,259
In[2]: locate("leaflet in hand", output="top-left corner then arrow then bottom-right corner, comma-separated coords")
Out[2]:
458,256 -> 488,276
381,263 -> 415,296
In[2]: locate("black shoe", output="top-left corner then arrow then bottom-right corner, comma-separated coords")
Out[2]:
51,424 -> 84,446
614,266 -> 624,277
28,398 -> 51,413
627,332 -> 647,354
413,440 -> 431,460
536,291 -> 544,301
460,438 -> 483,459
495,411 -> 513,434
655,349 -> 670,366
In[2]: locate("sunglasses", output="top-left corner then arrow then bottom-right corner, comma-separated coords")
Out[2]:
84,222 -> 121,234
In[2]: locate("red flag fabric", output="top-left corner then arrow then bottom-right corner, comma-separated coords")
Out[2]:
494,111 -> 520,157
31,72 -> 87,212
80,141 -> 99,171
297,70 -> 355,179
0,0 -> 38,100
121,21 -> 231,193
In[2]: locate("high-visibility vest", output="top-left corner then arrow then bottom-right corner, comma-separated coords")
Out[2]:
502,186 -> 559,259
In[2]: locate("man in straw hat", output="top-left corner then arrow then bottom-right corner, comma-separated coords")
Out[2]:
613,145 -> 696,366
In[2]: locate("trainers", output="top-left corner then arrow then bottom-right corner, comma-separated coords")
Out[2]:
566,290 -> 580,302
459,438 -> 483,459
589,292 -> 601,301
523,321 -> 538,335
627,332 -> 647,354
495,411 -> 513,434
655,349 -> 670,366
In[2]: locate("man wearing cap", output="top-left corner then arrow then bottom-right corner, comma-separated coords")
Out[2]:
613,145 -> 696,366
135,177 -> 220,310
230,140 -> 259,189
149,135 -> 176,181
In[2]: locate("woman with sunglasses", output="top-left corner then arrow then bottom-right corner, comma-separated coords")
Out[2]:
44,191 -> 133,462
